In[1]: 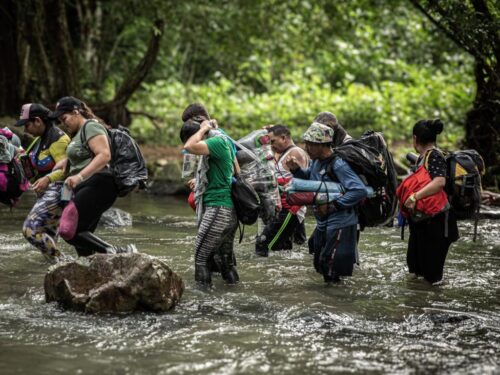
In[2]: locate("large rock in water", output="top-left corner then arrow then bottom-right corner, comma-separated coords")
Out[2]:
100,208 -> 133,227
44,253 -> 184,313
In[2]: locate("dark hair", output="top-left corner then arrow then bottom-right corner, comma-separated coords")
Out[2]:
180,118 -> 201,143
268,124 -> 291,138
413,118 -> 444,145
313,111 -> 338,129
182,103 -> 210,122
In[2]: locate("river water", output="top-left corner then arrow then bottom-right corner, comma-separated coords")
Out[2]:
0,193 -> 498,374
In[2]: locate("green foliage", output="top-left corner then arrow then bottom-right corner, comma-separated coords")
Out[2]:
130,62 -> 473,149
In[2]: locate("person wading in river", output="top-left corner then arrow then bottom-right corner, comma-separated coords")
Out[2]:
180,103 -> 239,286
255,124 -> 310,257
397,119 -> 459,285
53,96 -> 136,256
15,103 -> 71,262
286,123 -> 367,282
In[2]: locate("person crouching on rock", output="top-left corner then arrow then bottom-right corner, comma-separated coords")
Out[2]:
52,96 -> 136,256
286,123 -> 367,283
180,103 -> 239,286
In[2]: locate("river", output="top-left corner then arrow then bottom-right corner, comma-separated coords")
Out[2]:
0,193 -> 499,374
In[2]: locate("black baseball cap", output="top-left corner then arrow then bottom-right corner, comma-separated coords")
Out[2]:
49,96 -> 84,119
15,103 -> 52,126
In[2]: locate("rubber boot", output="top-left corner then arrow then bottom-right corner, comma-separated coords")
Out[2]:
195,264 -> 212,286
220,253 -> 239,285
74,231 -> 112,254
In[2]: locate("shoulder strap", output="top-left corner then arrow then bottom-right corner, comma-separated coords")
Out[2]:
423,148 -> 445,170
324,153 -> 338,181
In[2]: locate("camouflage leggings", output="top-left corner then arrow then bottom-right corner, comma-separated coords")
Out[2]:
22,183 -> 64,260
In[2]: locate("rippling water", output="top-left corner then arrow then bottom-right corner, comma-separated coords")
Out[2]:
0,193 -> 499,374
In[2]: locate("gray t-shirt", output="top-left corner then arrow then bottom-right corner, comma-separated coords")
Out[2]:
66,120 -> 107,175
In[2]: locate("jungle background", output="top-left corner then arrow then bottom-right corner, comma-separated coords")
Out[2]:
0,0 -> 498,187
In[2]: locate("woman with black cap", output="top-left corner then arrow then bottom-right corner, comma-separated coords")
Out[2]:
15,103 -> 71,261
52,96 -> 135,256
398,119 -> 459,285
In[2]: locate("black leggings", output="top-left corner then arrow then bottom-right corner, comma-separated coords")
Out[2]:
59,173 -> 118,256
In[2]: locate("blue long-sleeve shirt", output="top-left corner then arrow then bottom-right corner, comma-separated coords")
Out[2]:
293,157 -> 367,229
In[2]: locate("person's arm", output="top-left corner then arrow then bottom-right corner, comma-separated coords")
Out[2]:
404,177 -> 445,211
183,121 -> 212,156
64,134 -> 111,189
286,155 -> 311,179
331,159 -> 367,208
45,136 -> 70,183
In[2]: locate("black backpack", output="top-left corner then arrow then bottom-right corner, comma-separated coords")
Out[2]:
445,150 -> 484,220
231,174 -> 261,225
81,122 -> 148,197
327,130 -> 398,228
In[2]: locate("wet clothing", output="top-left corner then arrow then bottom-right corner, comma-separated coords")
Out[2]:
408,211 -> 458,283
191,134 -> 238,284
59,173 -> 117,257
66,120 -> 107,176
195,206 -> 238,269
256,145 -> 309,255
203,136 -> 234,208
21,125 -> 70,259
406,148 -> 459,283
293,157 -> 367,280
22,183 -> 64,259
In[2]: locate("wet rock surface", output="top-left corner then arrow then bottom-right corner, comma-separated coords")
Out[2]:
100,207 -> 133,227
44,253 -> 184,313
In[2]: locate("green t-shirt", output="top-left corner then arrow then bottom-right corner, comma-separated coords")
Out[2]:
203,136 -> 234,208
66,120 -> 108,175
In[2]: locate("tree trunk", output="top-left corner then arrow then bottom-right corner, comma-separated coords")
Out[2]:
465,61 -> 500,188
0,1 -> 21,115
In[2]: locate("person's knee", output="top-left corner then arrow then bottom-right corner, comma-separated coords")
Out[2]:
59,201 -> 79,241
22,221 -> 35,241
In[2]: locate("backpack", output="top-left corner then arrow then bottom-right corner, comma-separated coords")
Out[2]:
231,174 -> 261,225
81,122 -> 148,197
444,150 -> 484,219
0,136 -> 28,207
327,130 -> 398,228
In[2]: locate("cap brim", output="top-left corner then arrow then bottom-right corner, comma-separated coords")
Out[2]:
48,110 -> 64,119
15,119 -> 28,127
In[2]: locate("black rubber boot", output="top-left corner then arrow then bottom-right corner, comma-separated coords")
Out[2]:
195,264 -> 212,286
74,231 -> 112,254
220,253 -> 239,285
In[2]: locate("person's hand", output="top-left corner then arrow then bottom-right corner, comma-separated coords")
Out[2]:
404,194 -> 417,212
285,155 -> 300,172
314,204 -> 330,218
64,174 -> 82,190
186,178 -> 196,191
32,176 -> 50,195
200,119 -> 218,132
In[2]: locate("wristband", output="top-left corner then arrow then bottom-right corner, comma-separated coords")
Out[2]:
409,193 -> 417,203
77,173 -> 85,182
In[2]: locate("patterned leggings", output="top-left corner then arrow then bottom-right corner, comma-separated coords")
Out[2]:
195,206 -> 238,268
22,183 -> 64,260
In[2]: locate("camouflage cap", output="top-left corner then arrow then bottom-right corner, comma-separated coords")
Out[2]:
302,122 -> 334,143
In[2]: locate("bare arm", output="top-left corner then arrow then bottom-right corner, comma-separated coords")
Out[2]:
183,121 -> 212,155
